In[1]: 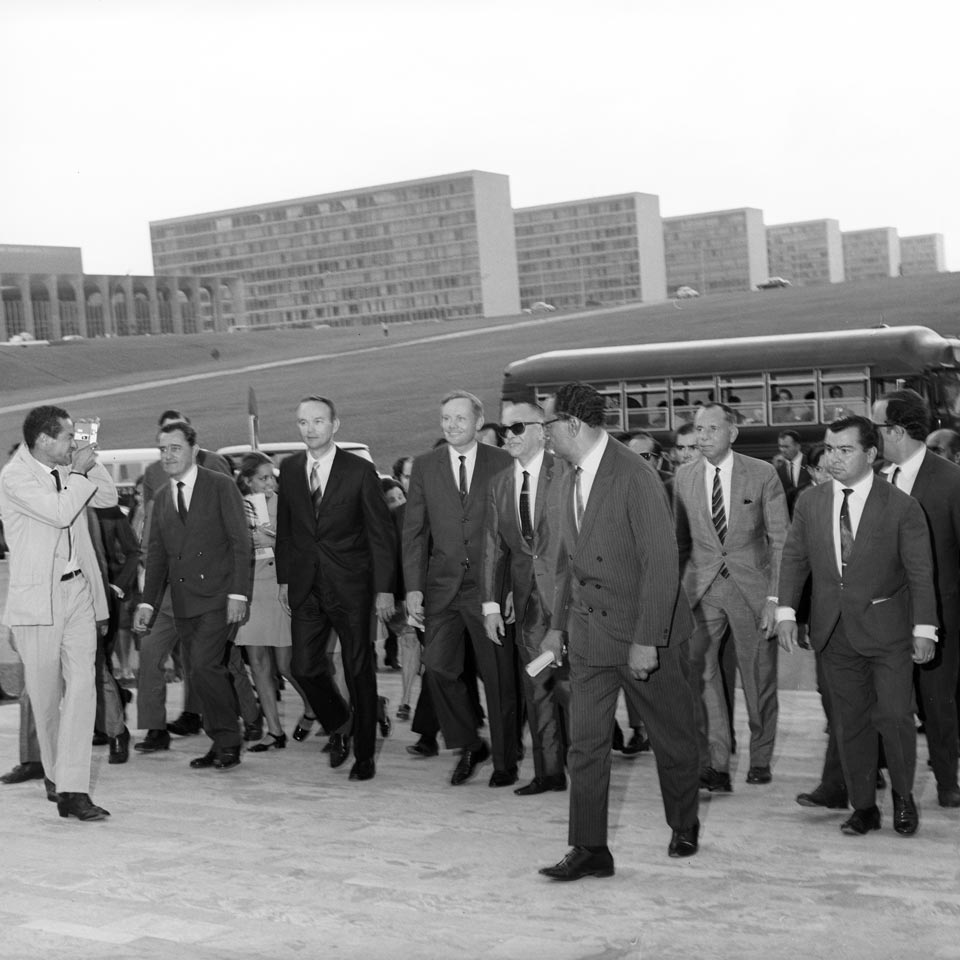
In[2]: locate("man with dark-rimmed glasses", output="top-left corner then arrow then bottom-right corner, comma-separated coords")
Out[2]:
481,402 -> 569,796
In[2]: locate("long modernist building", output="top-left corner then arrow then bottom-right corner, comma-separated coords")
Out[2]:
513,193 -> 666,310
766,219 -> 845,286
842,227 -> 900,281
1,243 -> 244,341
662,207 -> 768,295
900,234 -> 946,275
150,171 -> 520,328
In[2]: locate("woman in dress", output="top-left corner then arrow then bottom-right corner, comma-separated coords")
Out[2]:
235,452 -> 311,751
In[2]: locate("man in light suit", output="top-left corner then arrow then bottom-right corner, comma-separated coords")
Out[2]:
774,429 -> 813,518
134,420 -> 251,770
481,401 -> 568,796
275,396 -> 395,781
404,390 -> 517,786
674,403 -> 789,791
777,415 -> 937,835
0,405 -> 117,820
538,383 -> 700,881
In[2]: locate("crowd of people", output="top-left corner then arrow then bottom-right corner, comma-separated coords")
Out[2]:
0,385 -> 958,882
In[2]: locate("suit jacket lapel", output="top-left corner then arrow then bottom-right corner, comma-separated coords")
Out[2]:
534,453 -> 553,530
695,459 -> 724,549
847,480 -> 883,567
728,455 -> 744,535
315,449 -> 343,514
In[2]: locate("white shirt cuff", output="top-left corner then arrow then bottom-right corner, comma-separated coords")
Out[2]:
776,606 -> 796,623
481,602 -> 500,616
914,625 -> 938,642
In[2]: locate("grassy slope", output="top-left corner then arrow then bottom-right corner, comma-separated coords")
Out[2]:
2,273 -> 958,468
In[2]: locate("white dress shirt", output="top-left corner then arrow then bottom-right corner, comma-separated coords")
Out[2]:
447,442 -> 478,493
305,444 -> 337,494
576,431 -> 608,508
881,444 -> 925,495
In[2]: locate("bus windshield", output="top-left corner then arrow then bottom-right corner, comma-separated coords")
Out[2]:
501,326 -> 960,458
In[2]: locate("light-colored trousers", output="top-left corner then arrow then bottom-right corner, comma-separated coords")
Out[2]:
13,575 -> 97,792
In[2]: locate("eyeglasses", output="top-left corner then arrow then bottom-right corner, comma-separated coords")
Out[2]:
637,451 -> 657,461
495,421 -> 543,439
542,416 -> 567,429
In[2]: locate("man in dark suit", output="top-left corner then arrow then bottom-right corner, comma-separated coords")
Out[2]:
134,420 -> 251,770
674,403 -> 788,790
538,383 -> 700,880
872,390 -> 960,808
403,390 -> 517,786
774,429 -> 813,518
275,396 -> 395,781
777,416 -> 937,836
481,401 -> 568,796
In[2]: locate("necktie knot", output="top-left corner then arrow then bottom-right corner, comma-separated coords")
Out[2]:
176,481 -> 187,523
51,469 -> 61,491
889,467 -> 901,488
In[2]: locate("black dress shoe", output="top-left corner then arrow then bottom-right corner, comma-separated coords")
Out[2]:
514,774 -> 567,795
621,728 -> 651,756
745,765 -> 772,784
243,717 -> 264,742
108,727 -> 130,765
0,761 -> 44,784
349,759 -> 376,781
248,732 -> 287,752
451,740 -> 491,785
406,738 -> 439,758
291,714 -> 317,742
57,792 -> 110,821
189,748 -> 218,769
796,785 -> 849,809
91,730 -> 110,746
377,696 -> 391,738
840,805 -> 881,835
699,767 -> 732,792
539,846 -> 614,881
167,711 -> 202,736
489,768 -> 518,787
213,746 -> 241,770
135,729 -> 171,753
937,785 -> 960,808
328,733 -> 351,768
892,791 -> 919,835
612,722 -> 625,752
44,778 -> 58,803
668,820 -> 700,858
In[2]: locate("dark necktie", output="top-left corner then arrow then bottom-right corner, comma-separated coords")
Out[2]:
839,487 -> 855,567
458,456 -> 467,500
574,466 -> 584,530
309,460 -> 323,515
176,481 -> 188,523
519,470 -> 533,540
52,470 -> 72,556
889,467 -> 901,488
712,467 -> 727,543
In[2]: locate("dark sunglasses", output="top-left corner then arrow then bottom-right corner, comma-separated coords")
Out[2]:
496,421 -> 543,439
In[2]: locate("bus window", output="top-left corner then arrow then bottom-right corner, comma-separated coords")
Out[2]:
719,376 -> 765,424
595,383 -> 624,431
820,368 -> 869,421
769,374 -> 816,424
625,381 -> 668,429
669,378 -> 715,428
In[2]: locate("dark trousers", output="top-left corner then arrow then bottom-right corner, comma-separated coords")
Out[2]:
916,609 -> 959,791
291,586 -> 378,762
566,628 -> 700,847
412,631 -> 484,742
175,610 -> 241,750
422,585 -> 518,772
820,617 -> 916,810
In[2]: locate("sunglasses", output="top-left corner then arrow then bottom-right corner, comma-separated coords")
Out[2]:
496,421 -> 543,439
637,451 -> 658,461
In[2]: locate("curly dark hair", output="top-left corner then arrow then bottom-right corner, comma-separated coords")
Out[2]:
553,382 -> 606,428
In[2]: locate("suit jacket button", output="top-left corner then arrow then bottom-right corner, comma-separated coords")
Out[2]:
178,577 -> 184,582
580,579 -> 586,586
587,606 -> 594,613
199,574 -> 205,580
601,610 -> 607,617
596,556 -> 602,562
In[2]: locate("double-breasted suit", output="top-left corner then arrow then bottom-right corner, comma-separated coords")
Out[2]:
403,441 -> 518,771
481,452 -> 568,780
674,452 -> 788,775
552,437 -> 699,845
275,448 -> 395,763
143,466 -> 252,750
779,476 -> 936,809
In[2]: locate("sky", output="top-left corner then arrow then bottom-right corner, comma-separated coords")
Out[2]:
1,0 -> 956,275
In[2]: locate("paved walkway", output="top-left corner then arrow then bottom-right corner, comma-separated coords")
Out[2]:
0,560 -> 957,960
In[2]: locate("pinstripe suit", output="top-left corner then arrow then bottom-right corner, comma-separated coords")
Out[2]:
552,436 -> 699,844
674,452 -> 788,774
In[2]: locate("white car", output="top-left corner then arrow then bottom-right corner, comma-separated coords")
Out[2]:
523,301 -> 556,314
675,286 -> 700,299
757,277 -> 792,289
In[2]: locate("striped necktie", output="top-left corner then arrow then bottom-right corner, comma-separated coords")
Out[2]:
309,460 -> 323,515
839,488 -> 855,566
711,466 -> 727,543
